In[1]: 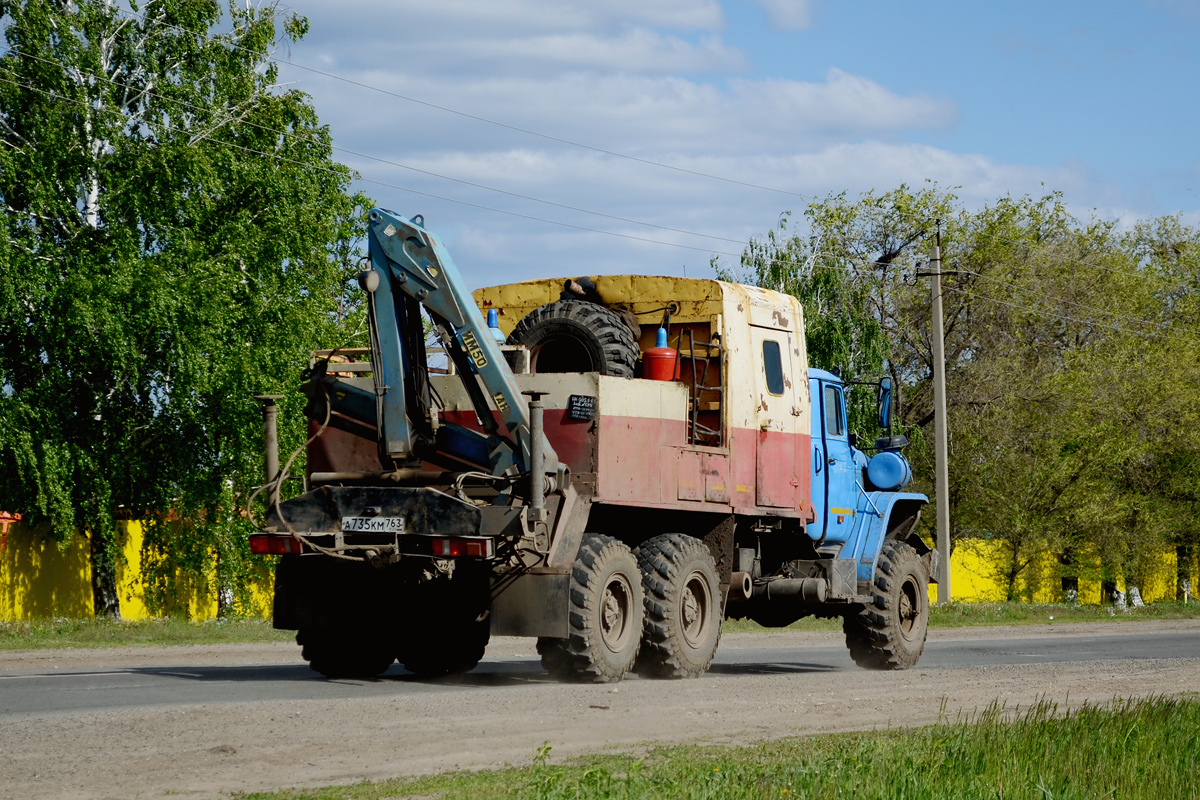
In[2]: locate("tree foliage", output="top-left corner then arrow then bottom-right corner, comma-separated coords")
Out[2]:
0,0 -> 370,616
730,185 -> 1200,599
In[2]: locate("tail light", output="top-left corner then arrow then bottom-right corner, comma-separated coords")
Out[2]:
431,536 -> 495,558
249,534 -> 303,555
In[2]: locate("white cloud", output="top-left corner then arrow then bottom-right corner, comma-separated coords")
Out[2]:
272,1 -> 1163,285
299,67 -> 956,163
289,0 -> 733,77
289,0 -> 726,43
755,0 -> 813,30
392,30 -> 745,75
335,139 -> 1137,288
729,69 -> 956,135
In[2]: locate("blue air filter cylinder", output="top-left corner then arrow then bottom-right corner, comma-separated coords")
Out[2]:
486,308 -> 507,343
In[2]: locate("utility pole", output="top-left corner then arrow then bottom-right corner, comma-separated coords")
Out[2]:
927,226 -> 952,603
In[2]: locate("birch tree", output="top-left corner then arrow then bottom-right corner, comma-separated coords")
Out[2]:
0,0 -> 368,616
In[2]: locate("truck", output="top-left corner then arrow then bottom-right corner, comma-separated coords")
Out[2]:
250,207 -> 937,681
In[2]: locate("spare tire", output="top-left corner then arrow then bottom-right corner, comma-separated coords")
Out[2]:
507,299 -> 638,378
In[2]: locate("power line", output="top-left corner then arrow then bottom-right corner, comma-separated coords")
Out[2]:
790,253 -> 1200,346
942,285 -> 1199,347
958,225 -> 1200,295
0,49 -> 748,247
6,73 -> 1194,348
954,266 -> 1186,336
0,71 -> 751,260
100,7 -> 816,200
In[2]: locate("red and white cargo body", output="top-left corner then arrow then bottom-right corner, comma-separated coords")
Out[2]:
467,276 -> 815,519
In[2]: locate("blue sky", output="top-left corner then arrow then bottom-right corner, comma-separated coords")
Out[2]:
278,0 -> 1200,288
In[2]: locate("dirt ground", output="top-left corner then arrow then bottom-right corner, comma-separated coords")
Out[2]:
2,620 -> 1198,800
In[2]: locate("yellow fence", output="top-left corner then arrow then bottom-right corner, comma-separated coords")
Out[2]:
0,523 -> 1194,620
0,521 -> 272,621
934,539 -> 1196,604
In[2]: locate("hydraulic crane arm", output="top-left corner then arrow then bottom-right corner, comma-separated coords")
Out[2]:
362,208 -> 559,476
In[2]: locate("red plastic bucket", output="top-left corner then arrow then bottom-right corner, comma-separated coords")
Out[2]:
643,347 -> 679,381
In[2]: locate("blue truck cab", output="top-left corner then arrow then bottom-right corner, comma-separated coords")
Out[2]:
808,368 -> 931,584
728,367 -> 935,669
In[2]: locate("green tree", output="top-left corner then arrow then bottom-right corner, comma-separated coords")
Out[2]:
0,0 -> 369,617
715,186 -> 955,435
733,186 -> 1200,600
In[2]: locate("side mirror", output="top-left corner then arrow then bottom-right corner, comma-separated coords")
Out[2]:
878,376 -> 893,433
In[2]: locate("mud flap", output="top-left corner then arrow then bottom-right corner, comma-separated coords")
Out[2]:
491,572 -> 570,637
922,549 -> 941,584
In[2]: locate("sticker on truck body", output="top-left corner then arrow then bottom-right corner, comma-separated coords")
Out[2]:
341,516 -> 406,533
460,329 -> 488,369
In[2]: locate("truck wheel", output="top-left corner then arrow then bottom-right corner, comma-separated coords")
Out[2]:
843,540 -> 929,670
400,615 -> 489,678
540,533 -> 643,682
298,627 -> 395,679
507,299 -> 638,378
399,574 -> 491,679
535,636 -> 572,675
636,534 -> 722,679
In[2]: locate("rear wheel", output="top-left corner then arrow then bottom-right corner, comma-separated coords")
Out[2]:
399,571 -> 491,678
636,534 -> 722,678
540,533 -> 643,682
843,540 -> 929,670
400,618 -> 489,678
507,299 -> 638,377
298,626 -> 395,679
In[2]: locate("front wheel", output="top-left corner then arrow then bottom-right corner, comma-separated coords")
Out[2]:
843,540 -> 929,670
540,533 -> 643,682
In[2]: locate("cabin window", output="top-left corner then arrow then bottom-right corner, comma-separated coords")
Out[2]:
762,340 -> 784,395
824,385 -> 845,436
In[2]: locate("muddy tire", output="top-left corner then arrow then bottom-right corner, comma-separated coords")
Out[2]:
400,611 -> 489,678
843,540 -> 929,670
399,574 -> 491,679
507,299 -> 638,377
636,534 -> 722,679
535,636 -> 573,675
540,533 -> 643,682
298,627 -> 395,679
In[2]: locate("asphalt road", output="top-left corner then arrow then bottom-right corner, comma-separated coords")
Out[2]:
3,621 -> 1199,800
3,627 -> 1199,717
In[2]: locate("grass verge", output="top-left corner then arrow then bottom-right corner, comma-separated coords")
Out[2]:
723,599 -> 1200,634
3,601 -> 1197,649
237,695 -> 1200,800
0,616 -> 293,650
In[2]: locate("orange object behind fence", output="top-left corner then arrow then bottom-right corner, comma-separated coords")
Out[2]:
0,512 -> 21,551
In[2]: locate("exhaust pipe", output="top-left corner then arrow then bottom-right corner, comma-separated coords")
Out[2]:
727,571 -> 753,602
755,577 -> 829,603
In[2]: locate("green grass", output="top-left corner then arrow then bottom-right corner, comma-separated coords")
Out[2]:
722,599 -> 1200,634
236,695 -> 1200,800
3,600 -> 1196,649
0,616 -> 294,650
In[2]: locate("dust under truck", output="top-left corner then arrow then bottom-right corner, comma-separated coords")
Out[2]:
250,207 -> 936,681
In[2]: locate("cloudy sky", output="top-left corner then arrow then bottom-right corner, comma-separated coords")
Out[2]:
275,0 -> 1200,288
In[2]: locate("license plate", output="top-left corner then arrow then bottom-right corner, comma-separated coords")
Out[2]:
341,516 -> 405,533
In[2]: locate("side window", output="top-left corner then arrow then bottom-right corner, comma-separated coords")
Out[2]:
824,385 -> 845,436
762,340 -> 784,395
